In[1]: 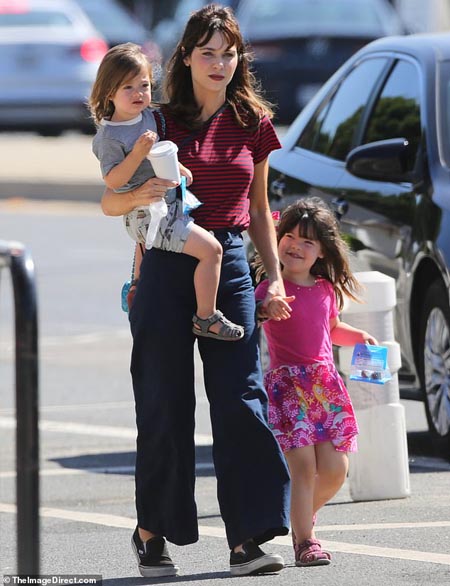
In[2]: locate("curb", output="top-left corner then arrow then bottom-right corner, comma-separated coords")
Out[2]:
0,181 -> 104,202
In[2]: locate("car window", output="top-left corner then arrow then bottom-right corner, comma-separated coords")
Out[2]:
239,0 -> 384,33
364,60 -> 422,171
439,61 -> 450,168
76,1 -> 147,38
0,11 -> 73,27
297,57 -> 388,161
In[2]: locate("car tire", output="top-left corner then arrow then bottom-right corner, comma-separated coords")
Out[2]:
418,279 -> 450,442
37,128 -> 63,138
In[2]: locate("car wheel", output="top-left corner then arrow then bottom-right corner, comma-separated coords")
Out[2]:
37,128 -> 63,137
419,280 -> 450,440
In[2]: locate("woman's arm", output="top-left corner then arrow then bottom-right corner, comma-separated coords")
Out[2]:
247,158 -> 292,318
101,177 -> 178,216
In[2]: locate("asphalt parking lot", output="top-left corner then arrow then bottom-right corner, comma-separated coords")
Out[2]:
0,132 -> 449,585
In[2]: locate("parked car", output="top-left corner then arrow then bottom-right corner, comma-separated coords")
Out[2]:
0,0 -> 108,135
151,0 -> 239,65
266,33 -> 450,443
235,0 -> 406,123
74,0 -> 162,66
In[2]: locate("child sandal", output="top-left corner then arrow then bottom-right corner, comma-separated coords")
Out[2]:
294,538 -> 331,567
192,310 -> 244,341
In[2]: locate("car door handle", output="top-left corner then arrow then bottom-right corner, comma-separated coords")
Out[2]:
270,175 -> 286,199
331,196 -> 349,220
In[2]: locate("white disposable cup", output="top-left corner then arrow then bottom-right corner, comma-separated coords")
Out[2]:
147,140 -> 181,183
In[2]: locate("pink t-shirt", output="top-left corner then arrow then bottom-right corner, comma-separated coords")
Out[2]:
255,277 -> 339,370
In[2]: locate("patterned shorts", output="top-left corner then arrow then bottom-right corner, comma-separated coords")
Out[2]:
123,197 -> 193,254
264,363 -> 358,454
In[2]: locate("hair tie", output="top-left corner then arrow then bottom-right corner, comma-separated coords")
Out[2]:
271,210 -> 280,228
302,212 -> 309,219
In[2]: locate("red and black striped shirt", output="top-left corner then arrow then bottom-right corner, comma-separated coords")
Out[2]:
158,105 -> 281,231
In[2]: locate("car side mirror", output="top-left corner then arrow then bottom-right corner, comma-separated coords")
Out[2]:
346,138 -> 411,183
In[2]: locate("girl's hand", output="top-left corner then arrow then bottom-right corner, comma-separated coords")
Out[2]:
179,163 -> 193,186
363,332 -> 379,345
265,295 -> 295,321
132,130 -> 157,159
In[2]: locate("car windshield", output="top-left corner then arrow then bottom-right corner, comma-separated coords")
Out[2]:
439,60 -> 450,168
0,10 -> 72,26
239,0 -> 385,37
76,2 -> 146,38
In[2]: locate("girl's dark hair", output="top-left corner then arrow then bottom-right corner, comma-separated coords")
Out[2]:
163,3 -> 274,130
253,198 -> 361,309
278,198 -> 361,309
89,43 -> 153,124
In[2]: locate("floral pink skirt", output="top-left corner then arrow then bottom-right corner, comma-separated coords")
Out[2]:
264,363 -> 358,454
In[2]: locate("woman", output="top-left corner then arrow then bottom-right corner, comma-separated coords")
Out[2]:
102,4 -> 291,578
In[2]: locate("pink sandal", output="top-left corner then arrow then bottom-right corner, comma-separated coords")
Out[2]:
294,538 -> 331,567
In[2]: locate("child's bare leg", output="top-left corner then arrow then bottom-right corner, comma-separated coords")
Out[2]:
313,442 -> 348,520
183,225 -> 243,339
134,242 -> 143,280
183,225 -> 222,318
285,446 -> 317,544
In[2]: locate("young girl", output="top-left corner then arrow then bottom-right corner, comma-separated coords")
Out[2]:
89,42 -> 243,341
255,197 -> 377,567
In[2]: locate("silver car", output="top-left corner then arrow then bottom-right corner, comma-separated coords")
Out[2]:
0,0 -> 108,135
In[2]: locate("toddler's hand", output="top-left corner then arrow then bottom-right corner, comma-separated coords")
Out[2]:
179,163 -> 193,186
133,130 -> 157,159
266,295 -> 295,321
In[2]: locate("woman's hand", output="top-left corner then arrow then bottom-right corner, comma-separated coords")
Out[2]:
135,176 -> 179,202
101,176 -> 178,216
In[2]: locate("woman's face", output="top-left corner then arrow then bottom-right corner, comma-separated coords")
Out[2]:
183,31 -> 239,99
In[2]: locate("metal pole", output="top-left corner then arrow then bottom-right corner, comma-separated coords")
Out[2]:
1,241 -> 40,574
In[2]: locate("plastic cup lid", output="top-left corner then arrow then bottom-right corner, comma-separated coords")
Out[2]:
149,140 -> 178,158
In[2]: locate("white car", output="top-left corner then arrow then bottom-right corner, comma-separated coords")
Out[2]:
0,0 -> 108,135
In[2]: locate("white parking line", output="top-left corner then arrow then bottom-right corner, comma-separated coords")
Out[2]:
0,416 -> 213,445
1,503 -> 449,566
0,462 -> 214,478
0,401 -> 135,415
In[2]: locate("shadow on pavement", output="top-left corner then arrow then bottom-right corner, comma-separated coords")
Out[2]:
407,430 -> 450,466
49,445 -> 214,477
102,571 -> 230,585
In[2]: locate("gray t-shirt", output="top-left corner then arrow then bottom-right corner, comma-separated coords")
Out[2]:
92,107 -> 158,193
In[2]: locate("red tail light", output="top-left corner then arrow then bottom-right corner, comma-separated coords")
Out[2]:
80,38 -> 108,62
0,0 -> 29,13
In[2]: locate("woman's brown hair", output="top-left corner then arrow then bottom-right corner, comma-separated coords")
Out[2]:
89,43 -> 153,124
163,3 -> 274,130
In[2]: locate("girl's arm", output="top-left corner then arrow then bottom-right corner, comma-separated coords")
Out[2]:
330,316 -> 378,346
104,131 -> 157,190
247,158 -> 292,319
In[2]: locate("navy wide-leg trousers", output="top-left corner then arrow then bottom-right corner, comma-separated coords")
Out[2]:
129,230 -> 290,548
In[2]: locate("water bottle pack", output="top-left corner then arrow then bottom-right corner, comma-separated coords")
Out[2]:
349,343 -> 391,384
